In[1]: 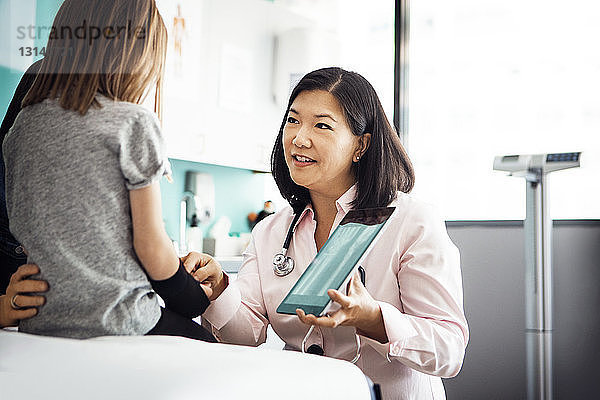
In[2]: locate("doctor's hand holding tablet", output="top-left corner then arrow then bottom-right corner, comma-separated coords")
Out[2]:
295,269 -> 389,345
279,206 -> 397,345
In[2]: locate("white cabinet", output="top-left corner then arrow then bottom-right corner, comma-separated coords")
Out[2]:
156,0 -> 295,172
155,0 -> 333,172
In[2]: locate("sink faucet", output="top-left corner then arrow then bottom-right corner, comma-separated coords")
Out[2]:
180,192 -> 201,255
179,196 -> 188,255
179,193 -> 192,255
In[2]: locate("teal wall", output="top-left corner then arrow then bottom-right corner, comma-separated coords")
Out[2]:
161,159 -> 266,240
34,0 -> 63,49
0,66 -> 24,122
1,0 -> 63,118
1,0 -> 269,243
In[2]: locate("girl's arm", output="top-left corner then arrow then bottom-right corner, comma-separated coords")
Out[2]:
129,182 -> 178,280
130,181 -> 214,318
130,181 -> 227,319
122,110 -> 221,318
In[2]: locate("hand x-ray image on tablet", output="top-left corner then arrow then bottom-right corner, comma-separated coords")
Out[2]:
277,207 -> 395,316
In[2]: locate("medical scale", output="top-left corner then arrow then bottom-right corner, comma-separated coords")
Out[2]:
493,152 -> 581,400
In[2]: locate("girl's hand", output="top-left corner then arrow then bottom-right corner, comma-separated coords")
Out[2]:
0,264 -> 48,328
295,270 -> 388,343
181,252 -> 228,301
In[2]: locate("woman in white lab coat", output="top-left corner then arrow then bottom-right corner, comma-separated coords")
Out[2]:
197,67 -> 469,400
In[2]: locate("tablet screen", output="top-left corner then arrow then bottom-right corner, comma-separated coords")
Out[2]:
277,207 -> 395,316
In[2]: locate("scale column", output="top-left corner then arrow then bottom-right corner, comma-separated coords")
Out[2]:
524,170 -> 553,400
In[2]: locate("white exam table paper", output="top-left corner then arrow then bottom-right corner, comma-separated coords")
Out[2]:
0,329 -> 372,400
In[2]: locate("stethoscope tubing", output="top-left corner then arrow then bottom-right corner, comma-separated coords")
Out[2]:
282,212 -> 302,252
301,325 -> 362,364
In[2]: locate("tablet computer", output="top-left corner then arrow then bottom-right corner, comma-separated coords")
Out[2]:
276,207 -> 395,316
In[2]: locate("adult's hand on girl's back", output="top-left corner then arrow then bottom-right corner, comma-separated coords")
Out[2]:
0,264 -> 48,328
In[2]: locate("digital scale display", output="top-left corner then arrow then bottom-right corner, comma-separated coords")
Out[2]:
546,152 -> 580,163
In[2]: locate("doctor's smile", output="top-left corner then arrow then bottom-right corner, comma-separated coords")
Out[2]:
290,153 -> 316,166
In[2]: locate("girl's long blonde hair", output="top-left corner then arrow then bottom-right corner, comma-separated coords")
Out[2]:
23,0 -> 167,119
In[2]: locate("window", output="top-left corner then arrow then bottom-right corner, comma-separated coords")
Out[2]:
409,0 -> 599,220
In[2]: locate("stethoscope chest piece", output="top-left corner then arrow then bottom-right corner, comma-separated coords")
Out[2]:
273,211 -> 303,277
273,252 -> 294,277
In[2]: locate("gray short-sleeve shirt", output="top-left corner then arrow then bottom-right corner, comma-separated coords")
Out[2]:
3,96 -> 170,338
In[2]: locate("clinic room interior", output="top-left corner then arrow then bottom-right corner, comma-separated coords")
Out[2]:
0,1 -> 598,399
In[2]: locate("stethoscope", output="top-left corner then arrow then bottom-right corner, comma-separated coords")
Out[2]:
302,325 -> 362,364
272,212 -> 303,277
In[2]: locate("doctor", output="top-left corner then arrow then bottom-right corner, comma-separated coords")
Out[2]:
2,67 -> 467,399
197,67 -> 468,399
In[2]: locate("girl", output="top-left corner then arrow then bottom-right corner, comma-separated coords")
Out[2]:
3,0 -> 225,339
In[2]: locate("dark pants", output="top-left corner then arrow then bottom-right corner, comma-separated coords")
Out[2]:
0,233 -> 27,295
146,307 -> 217,343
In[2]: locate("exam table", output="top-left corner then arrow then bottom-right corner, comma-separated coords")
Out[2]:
0,330 -> 377,399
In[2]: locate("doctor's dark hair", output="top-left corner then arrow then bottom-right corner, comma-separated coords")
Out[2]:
271,67 -> 415,212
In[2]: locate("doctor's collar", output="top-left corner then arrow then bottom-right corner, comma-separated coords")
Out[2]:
294,183 -> 357,222
295,204 -> 315,224
335,184 -> 357,214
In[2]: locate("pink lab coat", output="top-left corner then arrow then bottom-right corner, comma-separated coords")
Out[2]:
203,186 -> 468,400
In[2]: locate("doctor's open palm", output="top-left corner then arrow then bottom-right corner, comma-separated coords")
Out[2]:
295,270 -> 389,344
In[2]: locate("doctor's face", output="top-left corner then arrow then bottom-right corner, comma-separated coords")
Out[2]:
283,90 -> 361,198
